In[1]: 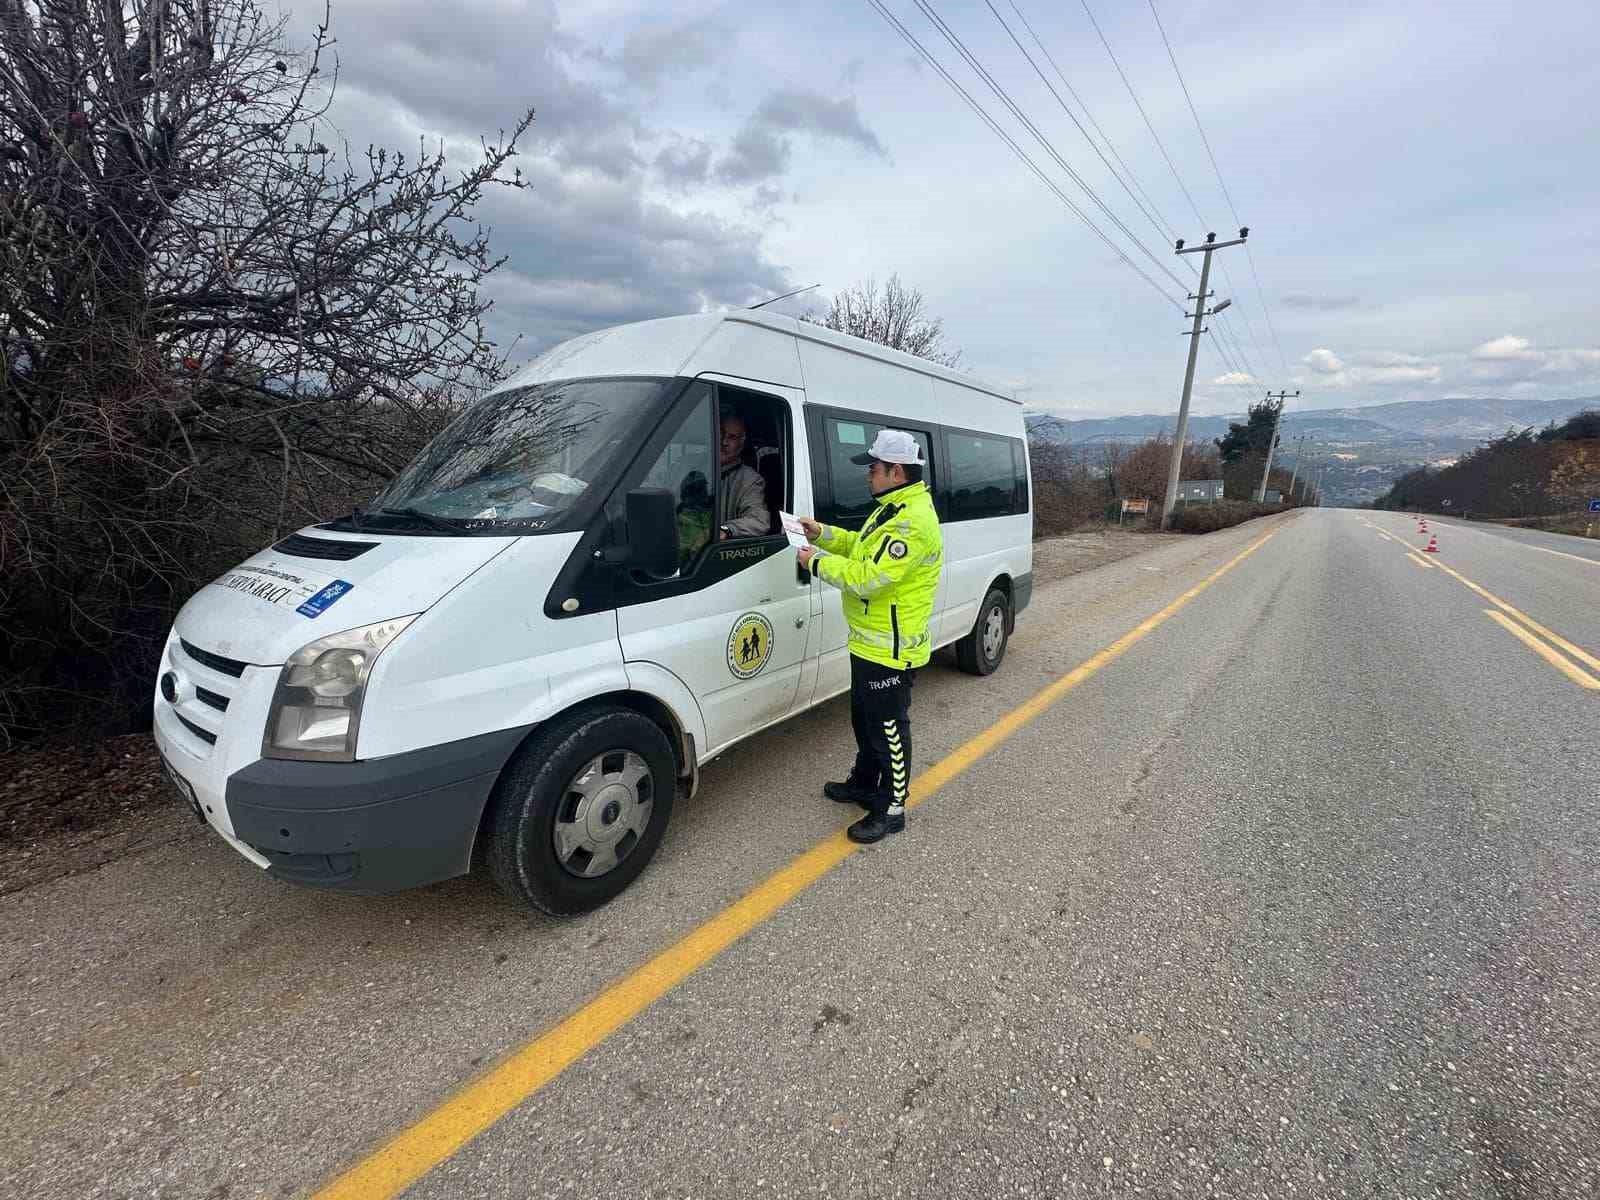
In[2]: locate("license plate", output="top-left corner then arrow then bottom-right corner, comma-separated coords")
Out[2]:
160,753 -> 205,824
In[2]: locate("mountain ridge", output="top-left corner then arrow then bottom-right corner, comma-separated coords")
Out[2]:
1024,395 -> 1599,505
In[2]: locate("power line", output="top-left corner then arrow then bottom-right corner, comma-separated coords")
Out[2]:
1078,0 -> 1209,233
862,0 -> 1185,312
1206,331 -> 1251,388
1147,0 -> 1290,376
1078,0 -> 1273,376
1005,1 -> 1179,243
986,0 -> 1172,252
1212,312 -> 1258,380
970,1 -> 1266,398
1198,310 -> 1248,378
911,0 -> 1192,297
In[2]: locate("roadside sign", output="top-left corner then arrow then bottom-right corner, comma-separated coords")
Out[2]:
1589,498 -> 1600,513
1122,498 -> 1150,514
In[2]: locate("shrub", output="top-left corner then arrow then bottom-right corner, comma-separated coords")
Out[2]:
1167,498 -> 1279,534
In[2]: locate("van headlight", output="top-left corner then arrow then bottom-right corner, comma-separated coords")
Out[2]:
263,615 -> 418,761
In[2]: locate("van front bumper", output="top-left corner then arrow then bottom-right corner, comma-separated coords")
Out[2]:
224,725 -> 531,894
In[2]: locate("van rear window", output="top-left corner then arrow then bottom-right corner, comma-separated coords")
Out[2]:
947,432 -> 1026,521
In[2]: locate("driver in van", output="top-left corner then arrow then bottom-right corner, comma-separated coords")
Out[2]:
795,429 -> 942,844
717,408 -> 769,539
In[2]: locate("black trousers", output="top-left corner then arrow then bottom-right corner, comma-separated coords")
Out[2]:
847,654 -> 914,817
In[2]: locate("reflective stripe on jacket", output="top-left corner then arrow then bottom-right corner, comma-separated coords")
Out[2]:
810,479 -> 943,669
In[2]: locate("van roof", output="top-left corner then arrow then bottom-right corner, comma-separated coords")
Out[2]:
501,310 -> 1022,406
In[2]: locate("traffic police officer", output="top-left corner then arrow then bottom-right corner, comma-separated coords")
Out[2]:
797,430 -> 943,843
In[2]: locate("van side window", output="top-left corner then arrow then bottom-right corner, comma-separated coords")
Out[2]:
637,386 -> 716,569
947,432 -> 1025,521
820,416 -> 933,527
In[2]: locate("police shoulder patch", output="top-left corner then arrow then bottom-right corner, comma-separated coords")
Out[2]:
887,539 -> 908,559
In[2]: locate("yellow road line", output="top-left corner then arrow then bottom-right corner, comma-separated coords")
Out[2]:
1376,530 -> 1396,543
1405,551 -> 1434,568
1430,560 -> 1600,674
1484,610 -> 1600,689
312,528 -> 1281,1200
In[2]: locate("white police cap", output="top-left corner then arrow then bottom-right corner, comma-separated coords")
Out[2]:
849,429 -> 924,466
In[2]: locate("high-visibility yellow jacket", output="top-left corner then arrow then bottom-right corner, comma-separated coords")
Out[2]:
809,480 -> 943,669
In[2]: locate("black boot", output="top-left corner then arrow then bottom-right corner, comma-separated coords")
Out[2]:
847,808 -> 905,843
823,778 -> 877,807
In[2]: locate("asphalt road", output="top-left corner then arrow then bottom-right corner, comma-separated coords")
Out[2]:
4,508 -> 1597,1199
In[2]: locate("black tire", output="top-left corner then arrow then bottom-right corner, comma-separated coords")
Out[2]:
485,707 -> 676,916
955,586 -> 1010,676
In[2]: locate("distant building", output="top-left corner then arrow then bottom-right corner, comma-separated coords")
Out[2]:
1175,480 -> 1225,503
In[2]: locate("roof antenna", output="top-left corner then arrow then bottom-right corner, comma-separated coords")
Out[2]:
747,283 -> 821,310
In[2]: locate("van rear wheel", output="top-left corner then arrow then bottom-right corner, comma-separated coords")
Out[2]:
956,587 -> 1010,676
486,707 -> 676,916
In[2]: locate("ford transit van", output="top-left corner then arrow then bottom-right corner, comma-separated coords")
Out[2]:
152,311 -> 1033,913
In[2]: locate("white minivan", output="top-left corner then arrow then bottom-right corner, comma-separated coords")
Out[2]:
152,311 -> 1033,913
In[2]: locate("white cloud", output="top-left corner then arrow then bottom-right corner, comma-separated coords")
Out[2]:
1296,346 -> 1440,390
1365,364 -> 1441,383
1536,347 -> 1600,375
1304,348 -> 1345,374
1211,371 -> 1255,386
1471,334 -> 1540,361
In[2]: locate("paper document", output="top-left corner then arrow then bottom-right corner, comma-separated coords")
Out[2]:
778,511 -> 809,550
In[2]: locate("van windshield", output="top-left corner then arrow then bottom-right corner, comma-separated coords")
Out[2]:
367,377 -> 672,532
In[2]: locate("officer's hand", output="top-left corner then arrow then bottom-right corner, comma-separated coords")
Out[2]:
796,545 -> 818,569
798,516 -> 822,539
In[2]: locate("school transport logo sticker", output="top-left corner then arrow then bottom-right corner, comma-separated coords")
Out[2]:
726,612 -> 775,680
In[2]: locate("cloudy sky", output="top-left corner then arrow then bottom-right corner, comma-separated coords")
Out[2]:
283,0 -> 1599,418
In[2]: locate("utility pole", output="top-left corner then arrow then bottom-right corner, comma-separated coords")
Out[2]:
1254,390 -> 1299,502
1286,434 -> 1306,500
1160,228 -> 1250,530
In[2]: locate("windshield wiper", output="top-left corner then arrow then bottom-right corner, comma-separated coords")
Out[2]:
379,506 -> 467,533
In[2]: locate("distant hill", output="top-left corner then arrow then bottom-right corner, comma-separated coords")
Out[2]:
1025,395 -> 1600,506
1309,396 -> 1597,440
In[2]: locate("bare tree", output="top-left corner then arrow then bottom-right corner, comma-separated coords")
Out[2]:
0,0 -> 534,745
805,274 -> 961,367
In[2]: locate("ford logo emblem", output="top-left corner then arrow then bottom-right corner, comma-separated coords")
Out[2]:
160,671 -> 178,703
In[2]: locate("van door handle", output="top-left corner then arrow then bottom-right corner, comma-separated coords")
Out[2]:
758,596 -> 773,603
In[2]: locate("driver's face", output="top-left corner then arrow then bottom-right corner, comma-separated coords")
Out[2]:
719,420 -> 746,467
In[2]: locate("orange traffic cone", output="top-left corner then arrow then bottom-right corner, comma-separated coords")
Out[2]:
1423,534 -> 1439,553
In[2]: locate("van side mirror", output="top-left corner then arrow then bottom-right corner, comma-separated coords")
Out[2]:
625,487 -> 679,577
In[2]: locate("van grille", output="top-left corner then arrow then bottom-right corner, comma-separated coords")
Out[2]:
272,532 -> 378,561
167,638 -> 253,757
179,639 -> 247,678
176,712 -> 218,745
195,686 -> 230,713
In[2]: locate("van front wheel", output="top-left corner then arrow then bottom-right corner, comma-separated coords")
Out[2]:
486,707 -> 676,915
956,587 -> 1010,676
